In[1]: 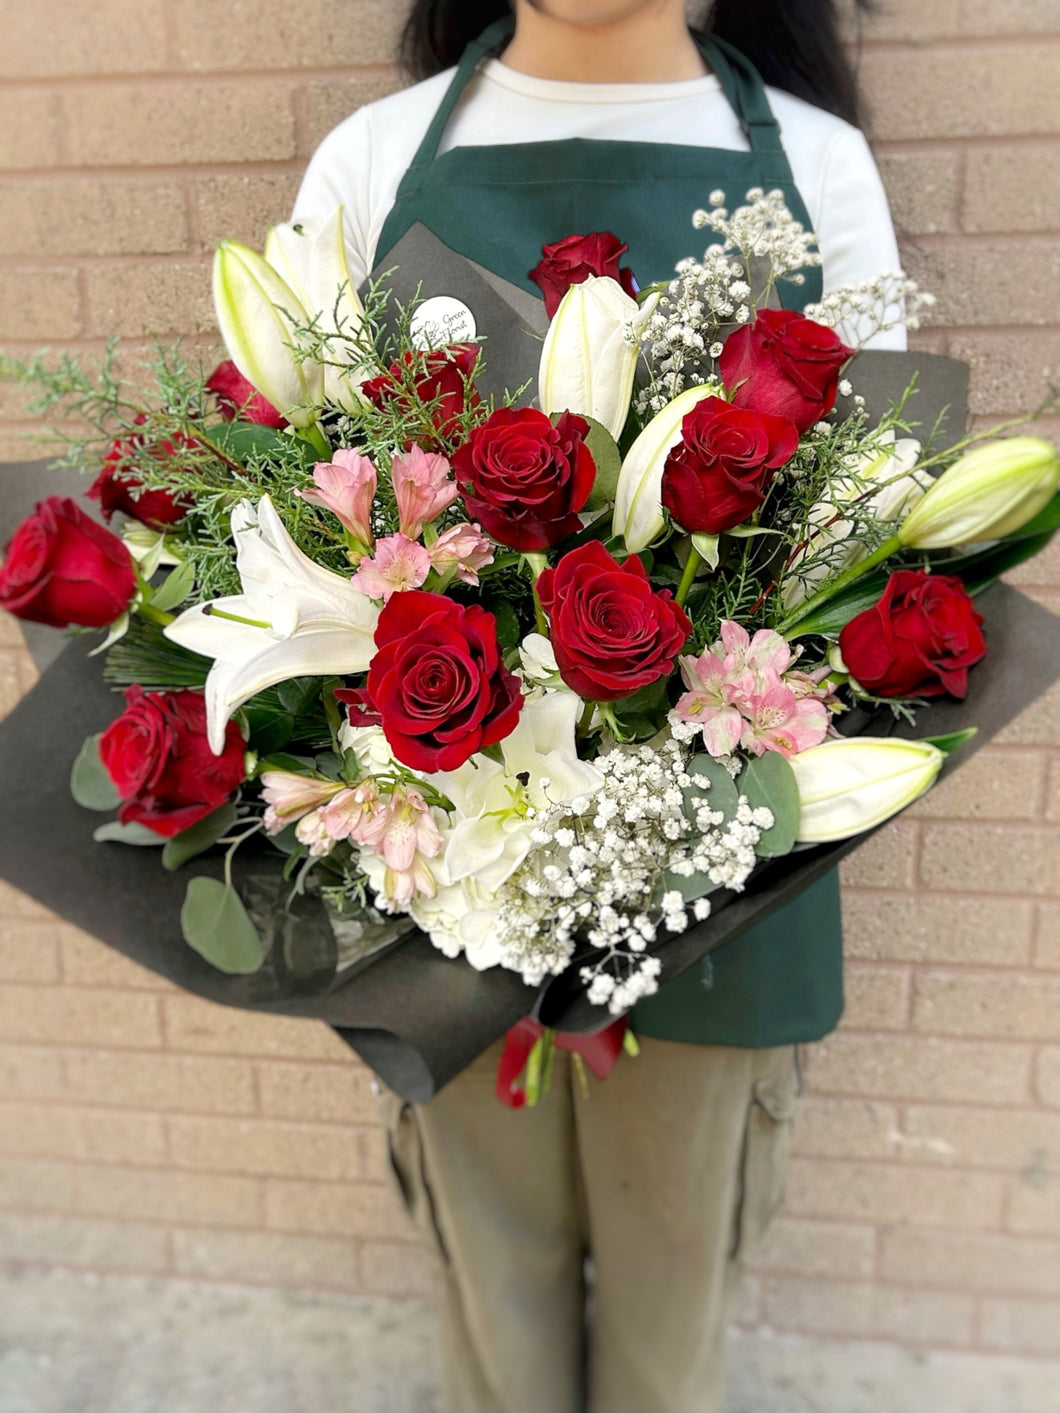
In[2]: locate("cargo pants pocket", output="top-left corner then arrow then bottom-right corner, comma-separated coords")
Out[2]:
731,1045 -> 799,1259
374,1086 -> 451,1264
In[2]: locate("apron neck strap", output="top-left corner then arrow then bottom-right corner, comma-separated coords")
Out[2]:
401,17 -> 788,177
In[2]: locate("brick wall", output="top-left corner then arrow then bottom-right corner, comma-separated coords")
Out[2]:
1,0 -> 1059,1360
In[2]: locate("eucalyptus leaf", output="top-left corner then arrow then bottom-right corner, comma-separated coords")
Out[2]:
161,803 -> 239,871
70,734 -> 121,812
739,752 -> 800,857
581,415 -> 624,511
683,754 -> 740,824
180,876 -> 265,974
691,533 -> 721,571
150,558 -> 196,613
93,820 -> 167,846
663,870 -> 722,904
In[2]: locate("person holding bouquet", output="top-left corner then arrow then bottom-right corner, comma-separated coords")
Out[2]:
290,2 -> 901,1410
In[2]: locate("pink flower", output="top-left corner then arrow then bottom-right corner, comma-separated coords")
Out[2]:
671,618 -> 833,761
428,522 -> 495,586
738,682 -> 831,760
391,446 -> 459,539
298,450 -> 377,551
294,808 -> 334,856
351,534 -> 432,600
321,780 -> 386,845
375,785 -> 443,872
260,770 -> 344,835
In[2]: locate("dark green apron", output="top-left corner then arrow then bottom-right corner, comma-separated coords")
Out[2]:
375,16 -> 844,1049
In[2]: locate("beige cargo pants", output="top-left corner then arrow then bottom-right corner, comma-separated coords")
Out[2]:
377,1035 -> 798,1413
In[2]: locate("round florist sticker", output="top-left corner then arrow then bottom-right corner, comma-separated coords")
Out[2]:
409,295 -> 478,349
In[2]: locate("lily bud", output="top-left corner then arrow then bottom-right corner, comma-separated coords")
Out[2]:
612,383 -> 718,552
898,436 -> 1059,550
790,736 -> 944,843
539,276 -> 657,442
212,240 -> 323,428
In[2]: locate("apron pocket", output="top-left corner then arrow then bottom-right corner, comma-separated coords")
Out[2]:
731,1045 -> 799,1259
375,1087 -> 451,1265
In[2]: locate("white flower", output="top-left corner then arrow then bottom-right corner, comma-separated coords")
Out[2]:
439,692 -> 604,893
898,436 -> 1059,549
337,722 -> 394,777
539,275 -> 659,440
790,736 -> 944,843
164,495 -> 380,753
613,382 -> 718,552
518,632 -> 566,690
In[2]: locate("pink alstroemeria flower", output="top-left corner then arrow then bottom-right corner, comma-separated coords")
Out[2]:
351,534 -> 432,600
672,619 -> 833,761
428,522 -> 495,586
294,807 -> 334,857
298,450 -> 377,552
321,780 -> 386,845
260,770 -> 345,835
371,785 -> 443,905
392,446 -> 459,540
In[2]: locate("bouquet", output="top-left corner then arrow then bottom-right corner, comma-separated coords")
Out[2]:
2,191 -> 1057,1096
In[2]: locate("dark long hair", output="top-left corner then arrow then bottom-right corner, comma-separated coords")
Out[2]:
401,1 -> 876,129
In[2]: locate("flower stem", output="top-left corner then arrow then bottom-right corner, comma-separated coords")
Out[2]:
576,700 -> 596,739
300,422 -> 332,461
137,602 -> 175,627
777,533 -> 902,634
523,552 -> 550,635
674,541 -> 703,607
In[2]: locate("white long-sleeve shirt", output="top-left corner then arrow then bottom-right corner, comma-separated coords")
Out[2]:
293,57 -> 906,350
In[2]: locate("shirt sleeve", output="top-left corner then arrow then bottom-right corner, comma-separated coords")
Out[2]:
290,109 -> 377,288
815,125 -> 908,352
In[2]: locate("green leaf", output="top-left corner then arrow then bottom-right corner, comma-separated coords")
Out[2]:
786,575 -> 890,638
93,820 -> 166,846
691,533 -> 721,571
277,676 -> 322,716
258,751 -> 315,775
492,600 -> 522,653
923,728 -> 978,756
242,701 -> 296,754
581,415 -> 624,511
928,530 -> 1056,598
150,558 -> 196,612
684,754 -> 740,824
204,420 -> 305,465
70,734 -> 121,812
87,611 -> 130,657
161,803 -> 239,872
180,876 -> 265,974
663,869 -> 722,904
739,752 -> 800,857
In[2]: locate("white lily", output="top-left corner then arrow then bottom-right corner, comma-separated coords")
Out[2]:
790,736 -> 944,843
438,692 -> 603,893
782,432 -> 929,609
613,382 -> 719,552
213,239 -> 323,428
264,207 -> 370,414
539,276 -> 658,441
898,435 -> 1059,549
164,495 -> 380,754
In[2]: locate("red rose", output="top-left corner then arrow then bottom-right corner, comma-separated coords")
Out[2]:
89,417 -> 195,529
452,407 -> 596,552
0,496 -> 137,629
205,360 -> 288,429
364,591 -> 523,772
839,569 -> 987,700
537,541 -> 691,701
529,232 -> 639,320
98,686 -> 246,838
661,396 -> 799,535
719,309 -> 854,433
362,343 -> 481,450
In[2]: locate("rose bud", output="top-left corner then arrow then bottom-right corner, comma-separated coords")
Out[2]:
536,540 -> 691,701
0,496 -> 137,628
719,309 -> 854,432
661,396 -> 799,535
88,417 -> 196,529
362,344 -> 481,451
839,569 -> 986,701
99,686 -> 246,838
365,590 -> 523,772
205,359 -> 288,429
897,436 -> 1059,550
790,736 -> 944,843
453,407 -> 596,552
538,275 -> 658,441
529,231 -> 638,320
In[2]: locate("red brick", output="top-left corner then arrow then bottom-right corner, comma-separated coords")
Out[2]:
193,171 -> 301,251
838,820 -> 917,889
0,1100 -> 167,1165
960,1 -> 1060,36
0,1211 -> 168,1272
881,1229 -> 1060,1296
901,1104 -> 1060,1170
360,1238 -> 435,1297
790,1096 -> 899,1160
0,89 -> 62,168
1036,901 -> 1060,968
0,1156 -> 77,1211
162,994 -> 351,1059
1007,1181 -> 1060,1237
843,893 -> 1034,966
745,1217 -> 876,1280
902,239 -> 1060,329
256,1060 -> 375,1123
981,1296 -> 1060,1356
0,923 -> 60,982
1039,1048 -> 1060,1107
948,331 -> 1060,417
912,970 -> 1060,1039
0,178 -> 188,257
909,749 -> 1045,821
0,985 -> 162,1049
59,927 -> 172,990
0,0 -> 168,78
876,149 -> 961,237
0,1042 -> 67,1101
173,0 -> 403,70
838,965 -> 909,1031
963,144 -> 1060,234
761,1276 -> 973,1345
0,268 -> 81,341
996,680 -> 1060,747
167,1115 -> 368,1180
299,73 -> 405,154
76,1165 -> 262,1228
264,1178 -> 413,1240
785,1157 -> 1003,1229
919,823 -> 1059,896
802,1033 -> 1032,1104
83,259 -> 215,339
172,1227 -> 357,1290
63,1050 -> 256,1115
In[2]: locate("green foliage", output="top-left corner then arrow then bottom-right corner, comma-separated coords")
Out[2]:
92,820 -> 166,846
739,753 -> 800,857
180,876 -> 265,974
70,735 -> 121,812
162,804 -> 240,871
